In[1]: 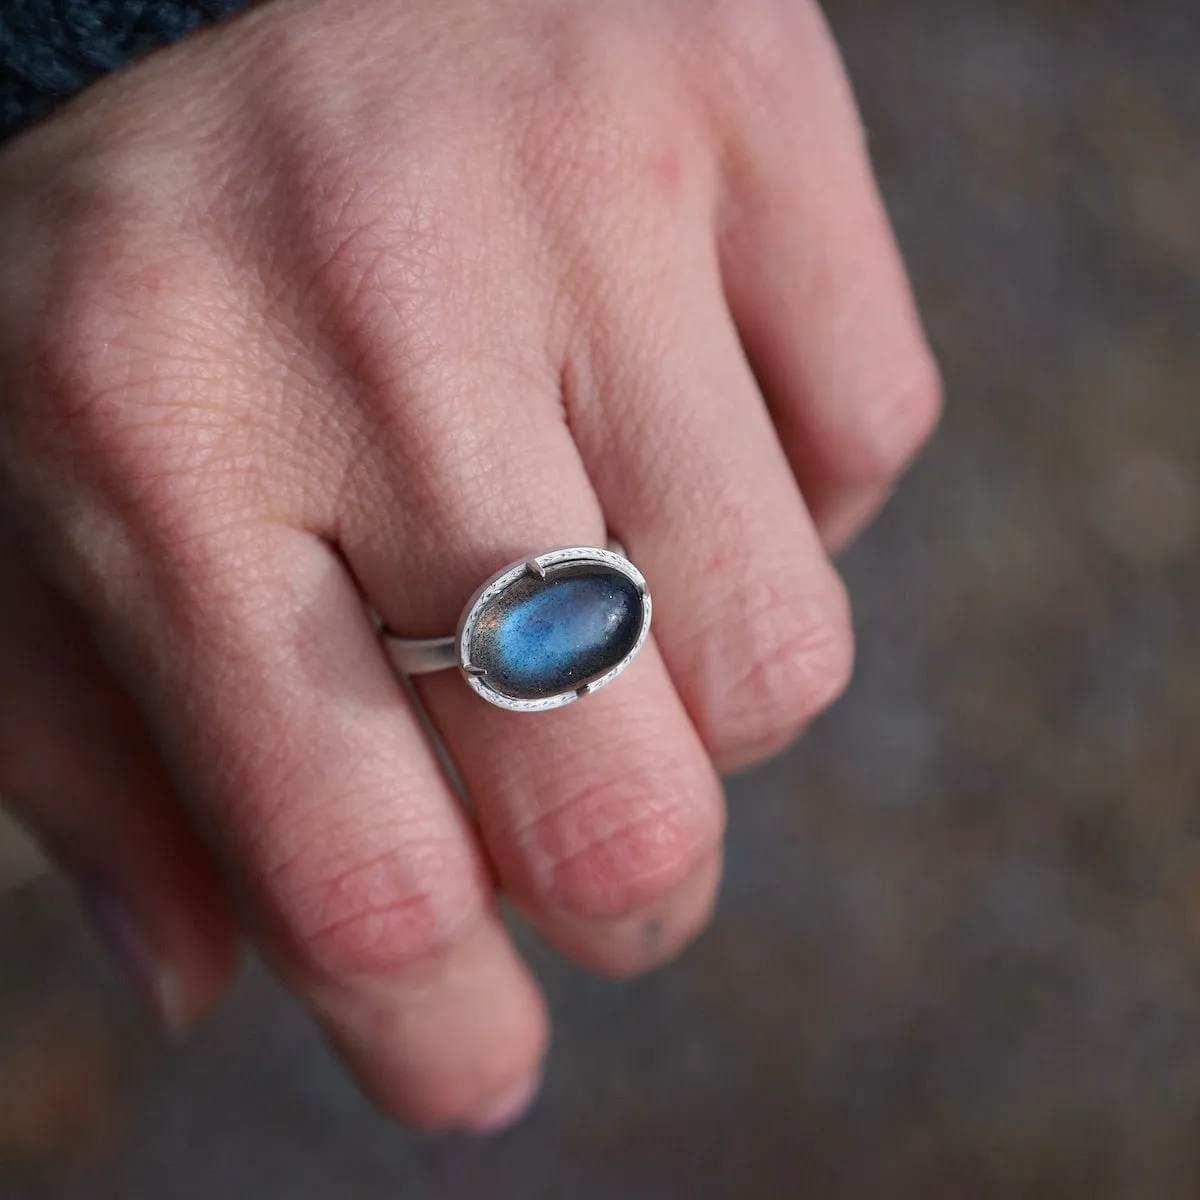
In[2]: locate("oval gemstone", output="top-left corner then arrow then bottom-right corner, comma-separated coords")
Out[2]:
468,567 -> 644,701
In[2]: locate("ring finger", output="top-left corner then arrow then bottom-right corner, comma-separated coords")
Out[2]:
341,354 -> 726,979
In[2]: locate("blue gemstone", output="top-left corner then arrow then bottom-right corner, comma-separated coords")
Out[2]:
469,568 -> 644,700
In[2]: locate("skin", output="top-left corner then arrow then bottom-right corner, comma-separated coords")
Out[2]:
0,0 -> 939,1132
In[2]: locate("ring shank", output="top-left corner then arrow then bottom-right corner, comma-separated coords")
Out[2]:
384,635 -> 458,676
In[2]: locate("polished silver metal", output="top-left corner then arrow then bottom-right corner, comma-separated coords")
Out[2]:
383,542 -> 650,713
387,635 -> 459,675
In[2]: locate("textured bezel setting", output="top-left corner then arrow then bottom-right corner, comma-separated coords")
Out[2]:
457,546 -> 651,712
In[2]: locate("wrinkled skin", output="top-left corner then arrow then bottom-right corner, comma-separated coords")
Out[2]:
0,0 -> 938,1131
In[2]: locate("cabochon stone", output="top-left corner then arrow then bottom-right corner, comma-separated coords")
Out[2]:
468,567 -> 643,700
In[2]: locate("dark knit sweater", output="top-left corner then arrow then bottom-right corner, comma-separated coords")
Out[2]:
0,0 -> 248,142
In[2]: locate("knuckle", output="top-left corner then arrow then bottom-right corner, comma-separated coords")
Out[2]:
22,261 -> 139,441
699,0 -> 790,59
21,245 -> 218,456
689,0 -> 819,113
516,767 -> 724,920
255,824 -> 486,982
6,235 -> 268,573
709,575 -> 855,767
259,133 -> 464,401
835,348 -> 944,483
511,11 -> 711,236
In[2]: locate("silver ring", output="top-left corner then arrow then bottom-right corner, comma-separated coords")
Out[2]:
383,543 -> 651,713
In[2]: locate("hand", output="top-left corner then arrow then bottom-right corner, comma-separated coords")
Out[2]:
0,0 -> 939,1130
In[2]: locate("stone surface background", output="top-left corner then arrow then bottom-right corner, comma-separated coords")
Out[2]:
3,0 -> 1200,1196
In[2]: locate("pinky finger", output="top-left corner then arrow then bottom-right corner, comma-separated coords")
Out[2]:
717,1 -> 941,551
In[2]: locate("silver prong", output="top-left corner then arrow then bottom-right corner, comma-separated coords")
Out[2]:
464,664 -> 487,677
576,683 -> 591,698
525,558 -> 547,579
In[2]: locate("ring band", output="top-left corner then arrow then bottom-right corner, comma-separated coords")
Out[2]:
383,543 -> 651,712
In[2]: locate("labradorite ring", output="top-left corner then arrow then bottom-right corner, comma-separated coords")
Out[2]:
383,544 -> 651,713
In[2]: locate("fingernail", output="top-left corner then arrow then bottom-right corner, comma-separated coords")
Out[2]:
464,1074 -> 542,1136
76,881 -> 186,1035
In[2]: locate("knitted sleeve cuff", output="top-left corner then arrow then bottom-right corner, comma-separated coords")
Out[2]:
1,0 -> 251,143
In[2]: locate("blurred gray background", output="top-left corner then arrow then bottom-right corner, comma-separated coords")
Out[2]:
3,0 -> 1200,1195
